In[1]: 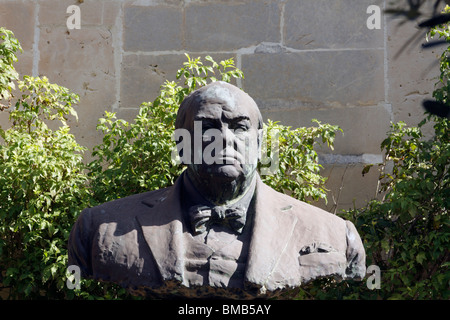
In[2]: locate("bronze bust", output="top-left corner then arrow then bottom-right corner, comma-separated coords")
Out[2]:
68,81 -> 366,299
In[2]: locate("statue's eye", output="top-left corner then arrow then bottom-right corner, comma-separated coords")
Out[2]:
232,121 -> 250,132
201,121 -> 217,132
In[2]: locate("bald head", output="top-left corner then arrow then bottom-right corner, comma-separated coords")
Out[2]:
175,81 -> 263,132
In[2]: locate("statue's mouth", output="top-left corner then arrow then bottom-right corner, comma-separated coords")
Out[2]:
216,156 -> 239,164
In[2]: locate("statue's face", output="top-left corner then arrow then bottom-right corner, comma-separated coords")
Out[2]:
184,84 -> 261,182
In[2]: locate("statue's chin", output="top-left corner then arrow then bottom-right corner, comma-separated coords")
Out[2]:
189,162 -> 257,184
212,165 -> 243,180
203,164 -> 242,181
187,163 -> 257,205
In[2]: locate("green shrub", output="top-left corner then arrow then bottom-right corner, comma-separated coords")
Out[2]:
260,119 -> 341,203
0,73 -> 90,298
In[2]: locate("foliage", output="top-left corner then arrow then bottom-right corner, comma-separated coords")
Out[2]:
260,119 -> 341,203
363,117 -> 447,299
0,27 -> 21,109
0,74 -> 90,298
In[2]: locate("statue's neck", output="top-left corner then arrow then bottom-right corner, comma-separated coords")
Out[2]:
186,167 -> 256,206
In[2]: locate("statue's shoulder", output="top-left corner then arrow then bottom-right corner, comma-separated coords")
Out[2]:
290,196 -> 344,225
260,181 -> 344,226
80,185 -> 174,223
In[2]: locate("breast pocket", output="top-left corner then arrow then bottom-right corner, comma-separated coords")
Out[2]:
298,243 -> 347,284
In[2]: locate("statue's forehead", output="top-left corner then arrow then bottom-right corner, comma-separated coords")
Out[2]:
197,84 -> 238,109
181,82 -> 260,128
194,96 -> 255,122
194,104 -> 249,121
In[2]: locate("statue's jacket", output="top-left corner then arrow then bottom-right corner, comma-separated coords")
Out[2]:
68,173 -> 366,298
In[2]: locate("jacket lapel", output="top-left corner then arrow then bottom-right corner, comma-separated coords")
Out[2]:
136,175 -> 187,285
245,175 -> 300,292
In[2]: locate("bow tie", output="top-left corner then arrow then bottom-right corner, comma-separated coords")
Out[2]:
188,204 -> 247,235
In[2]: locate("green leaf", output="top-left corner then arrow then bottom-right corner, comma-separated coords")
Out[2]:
416,252 -> 426,265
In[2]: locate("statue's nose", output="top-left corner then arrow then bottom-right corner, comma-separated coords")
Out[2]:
222,127 -> 234,147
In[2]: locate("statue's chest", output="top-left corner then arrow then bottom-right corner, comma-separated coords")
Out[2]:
183,226 -> 250,288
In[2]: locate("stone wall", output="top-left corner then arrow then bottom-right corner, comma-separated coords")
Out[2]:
0,0 -> 440,212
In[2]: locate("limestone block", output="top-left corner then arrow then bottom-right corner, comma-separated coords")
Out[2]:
261,104 -> 391,155
0,114 -> 9,132
102,1 -> 122,27
128,0 -> 183,5
284,0 -> 384,50
120,53 -> 187,108
0,0 -> 35,51
124,5 -> 183,51
241,50 -> 384,107
120,53 -> 237,109
315,162 -> 381,212
115,108 -> 140,124
38,26 -> 115,91
385,0 -> 439,18
184,1 -> 280,51
386,15 -> 438,136
185,0 -> 257,3
0,0 -> 35,129
38,26 -> 117,154
13,51 -> 34,78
